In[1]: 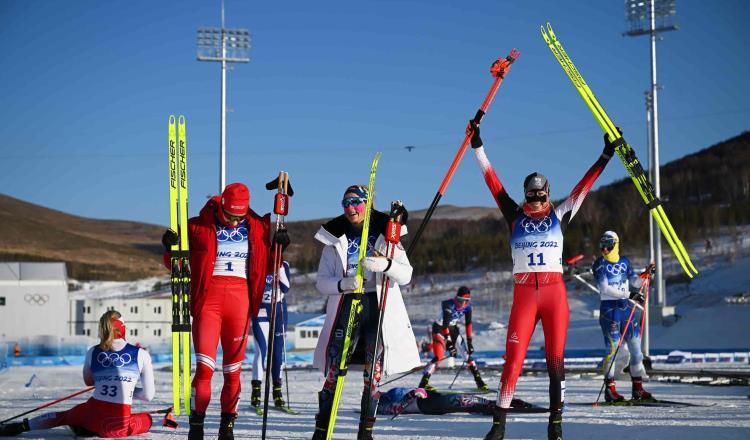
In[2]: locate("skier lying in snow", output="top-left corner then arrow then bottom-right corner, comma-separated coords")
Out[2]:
376,387 -> 535,416
419,286 -> 488,392
0,311 -> 175,438
593,231 -> 655,402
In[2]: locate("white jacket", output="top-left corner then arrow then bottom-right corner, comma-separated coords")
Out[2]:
313,213 -> 421,376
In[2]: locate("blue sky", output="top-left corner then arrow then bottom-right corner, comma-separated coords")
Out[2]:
1,0 -> 748,226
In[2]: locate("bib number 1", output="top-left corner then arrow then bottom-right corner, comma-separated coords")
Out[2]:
527,253 -> 546,267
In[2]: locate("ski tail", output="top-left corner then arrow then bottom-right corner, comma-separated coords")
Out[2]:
327,153 -> 381,440
540,23 -> 697,278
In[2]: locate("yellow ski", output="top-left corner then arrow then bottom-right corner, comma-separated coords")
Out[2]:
540,23 -> 697,278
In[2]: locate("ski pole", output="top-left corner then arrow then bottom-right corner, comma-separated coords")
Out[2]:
262,172 -> 289,440
377,356 -> 450,388
281,298 -> 292,412
361,201 -> 406,421
594,274 -> 651,406
0,386 -> 94,424
448,336 -> 468,389
406,50 -> 520,257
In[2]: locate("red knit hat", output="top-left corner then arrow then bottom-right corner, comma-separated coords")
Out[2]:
112,317 -> 126,340
221,183 -> 250,216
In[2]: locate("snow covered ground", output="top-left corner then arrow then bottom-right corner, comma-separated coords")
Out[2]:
1,363 -> 748,439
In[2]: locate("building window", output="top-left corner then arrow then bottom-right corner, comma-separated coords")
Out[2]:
86,329 -> 91,336
154,329 -> 162,336
312,330 -> 319,338
154,306 -> 162,314
130,328 -> 138,337
87,306 -> 91,313
130,306 -> 139,314
0,297 -> 5,306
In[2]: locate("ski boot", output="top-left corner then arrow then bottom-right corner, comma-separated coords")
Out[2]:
483,406 -> 506,440
357,416 -> 375,440
187,411 -> 205,440
471,367 -> 490,393
418,373 -> 431,389
631,377 -> 653,400
218,412 -> 236,440
548,410 -> 563,440
273,380 -> 286,408
0,419 -> 30,437
251,379 -> 262,408
604,378 -> 624,402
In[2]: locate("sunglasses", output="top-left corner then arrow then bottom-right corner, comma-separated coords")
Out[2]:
600,239 -> 616,251
222,208 -> 244,223
525,190 -> 548,197
341,197 -> 366,208
456,297 -> 470,303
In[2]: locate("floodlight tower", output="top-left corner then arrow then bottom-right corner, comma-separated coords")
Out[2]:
197,0 -> 251,192
624,0 -> 677,316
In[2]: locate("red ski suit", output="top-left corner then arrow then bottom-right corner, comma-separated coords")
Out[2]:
164,196 -> 271,414
473,146 -> 610,411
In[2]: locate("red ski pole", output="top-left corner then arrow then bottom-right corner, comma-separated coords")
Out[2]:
0,386 -> 95,424
406,49 -> 520,257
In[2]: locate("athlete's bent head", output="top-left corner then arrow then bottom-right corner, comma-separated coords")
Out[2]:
98,310 -> 125,351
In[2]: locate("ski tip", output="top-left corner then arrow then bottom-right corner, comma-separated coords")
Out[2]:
178,115 -> 186,124
169,115 -> 176,124
540,26 -> 551,43
507,48 -> 520,62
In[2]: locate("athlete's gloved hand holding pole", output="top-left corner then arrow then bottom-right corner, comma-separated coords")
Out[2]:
471,119 -> 612,440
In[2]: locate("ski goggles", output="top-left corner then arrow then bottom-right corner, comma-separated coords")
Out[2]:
600,238 -> 617,250
222,208 -> 244,223
341,197 -> 366,209
455,297 -> 470,304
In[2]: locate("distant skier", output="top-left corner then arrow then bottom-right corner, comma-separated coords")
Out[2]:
311,185 -> 419,440
471,119 -> 615,440
162,182 -> 289,440
251,261 -> 291,412
593,231 -> 654,402
419,286 -> 488,392
0,311 -> 173,438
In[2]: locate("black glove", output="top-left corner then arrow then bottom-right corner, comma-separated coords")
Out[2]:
629,290 -> 645,306
265,177 -> 294,196
445,336 -> 457,357
272,228 -> 290,251
391,203 -> 409,226
161,229 -> 178,251
603,127 -> 623,158
466,337 -> 474,355
467,120 -> 483,149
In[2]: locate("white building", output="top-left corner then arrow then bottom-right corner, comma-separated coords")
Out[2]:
0,262 -> 68,342
292,315 -> 325,350
69,280 -> 173,352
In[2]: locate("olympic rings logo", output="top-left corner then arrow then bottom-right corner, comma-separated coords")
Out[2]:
24,294 -> 49,305
606,262 -> 628,275
96,352 -> 132,368
347,236 -> 374,254
520,216 -> 553,234
216,226 -> 248,242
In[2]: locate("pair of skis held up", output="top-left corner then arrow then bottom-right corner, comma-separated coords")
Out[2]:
167,115 -> 191,416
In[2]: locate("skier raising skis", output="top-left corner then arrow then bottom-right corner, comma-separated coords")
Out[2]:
162,182 -> 289,440
251,260 -> 291,413
470,121 -> 615,440
311,185 -> 420,440
419,286 -> 488,392
0,311 -> 174,438
593,231 -> 654,402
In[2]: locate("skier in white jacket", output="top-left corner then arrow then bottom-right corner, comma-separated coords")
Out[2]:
311,184 -> 420,440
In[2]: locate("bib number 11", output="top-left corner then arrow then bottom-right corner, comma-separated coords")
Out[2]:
527,253 -> 546,266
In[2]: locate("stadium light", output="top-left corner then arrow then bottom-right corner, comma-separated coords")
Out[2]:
197,0 -> 251,192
